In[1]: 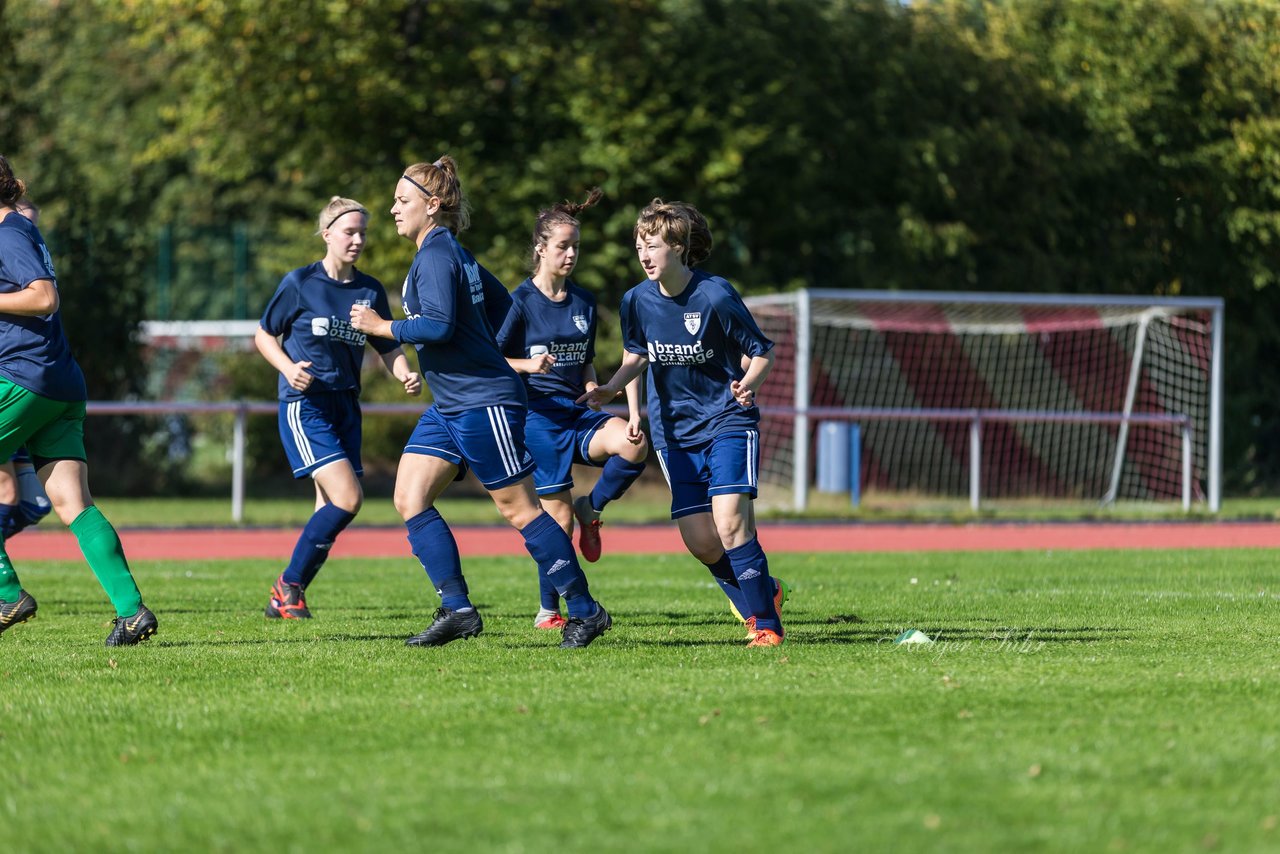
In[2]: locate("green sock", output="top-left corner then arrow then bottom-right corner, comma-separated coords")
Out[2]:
0,536 -> 22,601
70,506 -> 142,617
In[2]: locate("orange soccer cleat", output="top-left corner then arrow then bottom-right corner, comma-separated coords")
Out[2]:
746,628 -> 784,648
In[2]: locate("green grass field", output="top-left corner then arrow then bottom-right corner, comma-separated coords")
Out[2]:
3,547 -> 1278,852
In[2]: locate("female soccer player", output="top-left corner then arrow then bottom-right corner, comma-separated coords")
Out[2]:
580,199 -> 786,647
0,155 -> 157,646
495,189 -> 647,630
256,196 -> 421,619
349,156 -> 611,649
0,196 -> 52,540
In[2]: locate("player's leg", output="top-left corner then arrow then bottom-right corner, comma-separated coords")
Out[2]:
295,396 -> 365,594
0,460 -> 18,539
0,456 -> 36,632
41,452 -> 157,646
524,406 -> 573,629
398,407 -> 482,647
9,449 -> 52,536
468,404 -> 609,648
268,396 -> 360,619
655,443 -> 751,617
706,430 -> 783,646
267,460 -> 362,619
0,385 -> 41,632
533,489 -> 572,629
572,413 -> 648,562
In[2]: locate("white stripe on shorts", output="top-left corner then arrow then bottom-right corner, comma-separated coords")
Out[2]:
287,401 -> 316,467
746,429 -> 757,487
655,448 -> 672,488
486,406 -> 519,476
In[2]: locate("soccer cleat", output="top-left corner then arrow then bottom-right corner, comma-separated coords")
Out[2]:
405,607 -> 484,647
265,575 -> 312,620
746,628 -> 784,648
733,576 -> 790,627
572,495 -> 603,562
534,609 -> 568,630
105,604 -> 158,647
0,589 -> 37,635
747,617 -> 783,645
560,604 -> 612,649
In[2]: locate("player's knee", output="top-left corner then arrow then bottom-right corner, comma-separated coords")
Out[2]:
713,515 -> 749,549
687,542 -> 723,564
500,503 -> 541,530
392,489 -> 423,521
621,436 -> 648,463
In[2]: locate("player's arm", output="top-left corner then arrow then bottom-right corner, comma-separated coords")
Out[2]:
255,326 -> 314,392
0,279 -> 58,316
379,348 -> 422,396
623,373 -> 645,444
716,288 -> 774,407
577,350 -> 647,410
507,354 -> 556,375
731,349 -> 774,408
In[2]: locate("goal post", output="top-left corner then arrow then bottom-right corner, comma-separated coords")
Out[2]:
745,289 -> 1223,513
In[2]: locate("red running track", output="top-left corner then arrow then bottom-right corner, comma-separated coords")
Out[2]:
6,522 -> 1280,562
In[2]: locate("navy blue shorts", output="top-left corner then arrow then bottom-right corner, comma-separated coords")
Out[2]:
278,391 -> 363,479
525,396 -> 614,495
654,429 -> 759,519
404,404 -> 535,490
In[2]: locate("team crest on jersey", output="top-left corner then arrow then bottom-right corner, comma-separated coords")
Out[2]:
573,314 -> 589,334
684,312 -> 702,335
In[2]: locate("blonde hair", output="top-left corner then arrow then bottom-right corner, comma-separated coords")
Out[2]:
402,155 -> 470,233
317,196 -> 368,235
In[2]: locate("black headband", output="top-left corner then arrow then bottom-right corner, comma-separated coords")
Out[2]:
325,206 -> 367,230
401,174 -> 434,198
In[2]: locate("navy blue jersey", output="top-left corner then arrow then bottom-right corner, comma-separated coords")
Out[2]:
495,278 -> 597,400
620,271 -> 773,448
0,211 -> 86,402
390,226 -> 525,414
260,262 -> 400,402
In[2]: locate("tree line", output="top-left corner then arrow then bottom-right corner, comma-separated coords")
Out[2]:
1,0 -> 1278,492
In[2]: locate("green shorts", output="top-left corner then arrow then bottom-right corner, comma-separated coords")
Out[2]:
0,375 -> 87,466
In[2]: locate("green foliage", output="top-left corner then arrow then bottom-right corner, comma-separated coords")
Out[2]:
3,0 -> 1280,487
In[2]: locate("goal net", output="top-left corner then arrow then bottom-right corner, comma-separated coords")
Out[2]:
745,290 -> 1222,512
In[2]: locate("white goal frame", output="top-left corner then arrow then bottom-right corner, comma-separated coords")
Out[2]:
745,289 -> 1224,513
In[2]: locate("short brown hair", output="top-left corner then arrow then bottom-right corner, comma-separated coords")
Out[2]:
634,198 -> 713,265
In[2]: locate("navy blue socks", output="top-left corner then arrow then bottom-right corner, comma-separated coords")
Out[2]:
521,511 -> 596,619
725,537 -> 781,632
0,504 -> 16,539
406,507 -> 472,611
703,553 -> 752,618
538,574 -> 561,613
589,457 -> 646,513
282,503 -> 356,588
